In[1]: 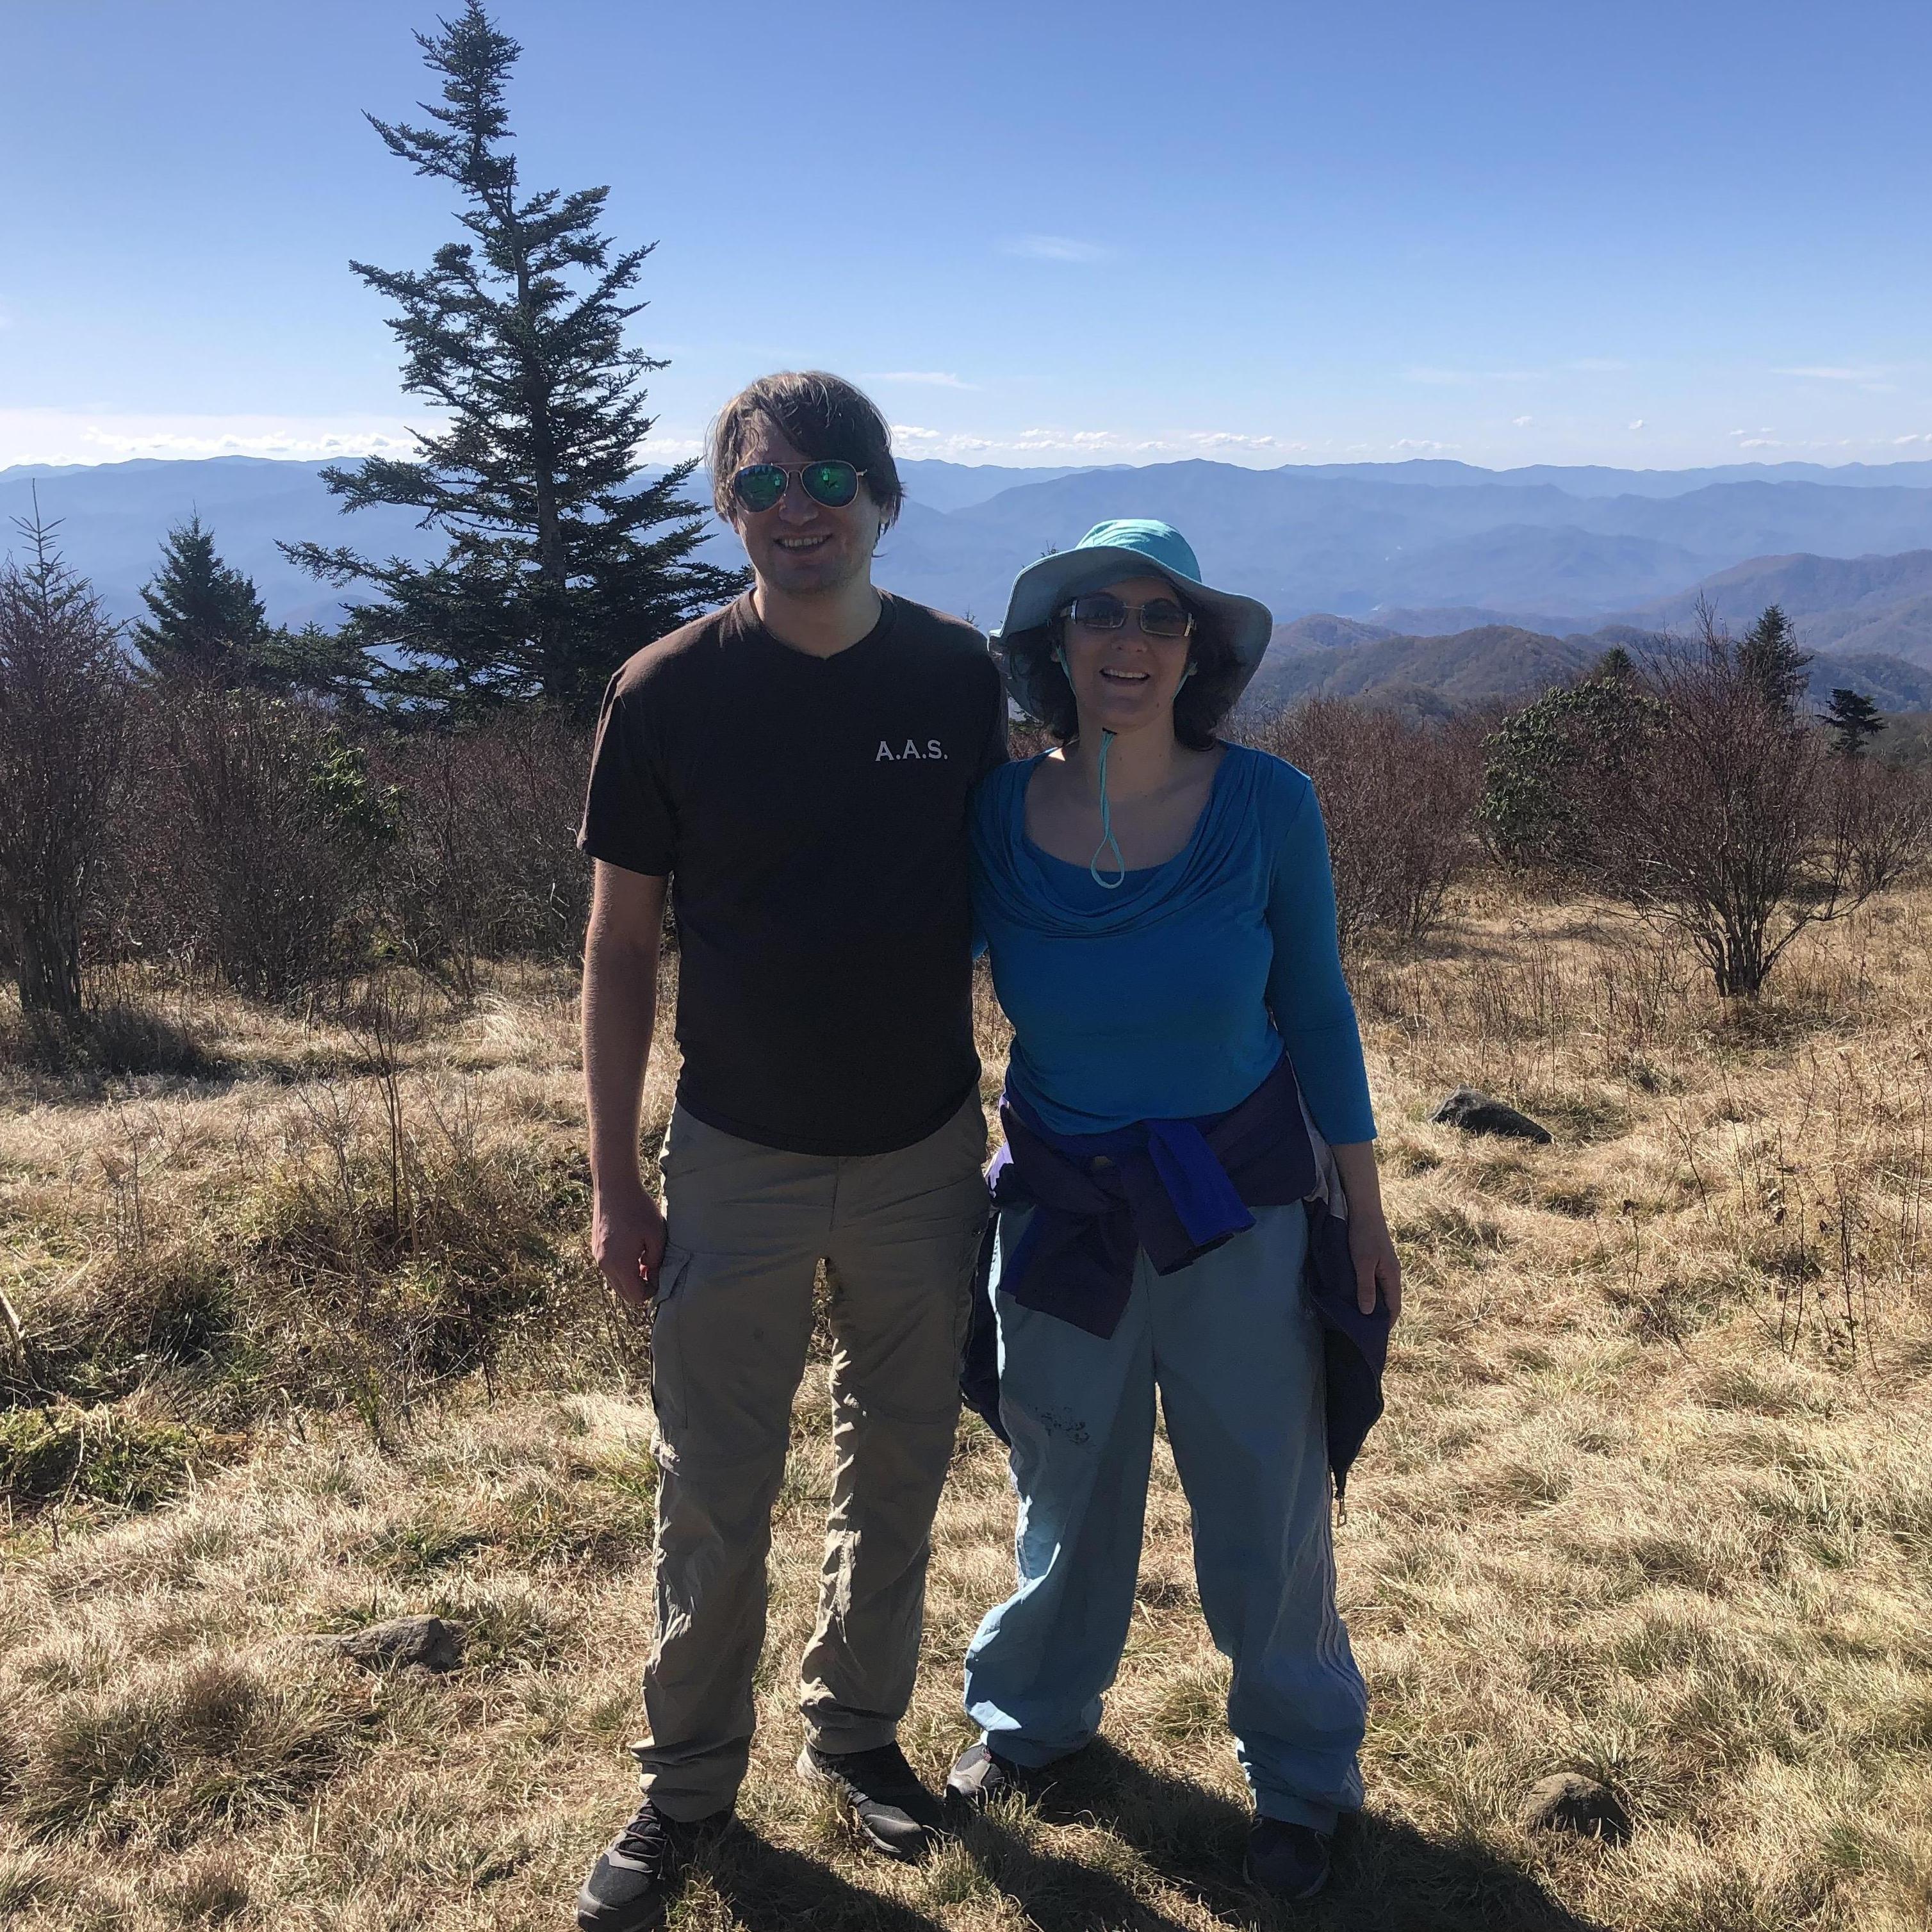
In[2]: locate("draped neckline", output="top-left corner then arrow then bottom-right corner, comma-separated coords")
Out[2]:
976,742 -> 1263,938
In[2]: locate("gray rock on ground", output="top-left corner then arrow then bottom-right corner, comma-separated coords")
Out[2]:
332,1614 -> 466,1674
1432,1088 -> 1554,1144
1516,1772 -> 1631,1841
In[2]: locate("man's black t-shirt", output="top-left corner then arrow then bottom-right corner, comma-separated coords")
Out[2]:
578,592 -> 1008,1156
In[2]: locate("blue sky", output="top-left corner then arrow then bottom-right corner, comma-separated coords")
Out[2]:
4,0 -> 1930,471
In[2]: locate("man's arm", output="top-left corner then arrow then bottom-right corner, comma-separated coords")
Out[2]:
583,859 -> 670,1312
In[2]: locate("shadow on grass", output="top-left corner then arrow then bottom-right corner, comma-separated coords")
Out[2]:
968,1739 -> 1609,1932
698,1827 -> 948,1931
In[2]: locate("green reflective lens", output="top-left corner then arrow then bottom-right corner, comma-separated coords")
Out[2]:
731,464 -> 787,512
1140,600 -> 1192,639
800,461 -> 860,507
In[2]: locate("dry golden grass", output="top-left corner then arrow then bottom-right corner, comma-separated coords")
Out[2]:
2,886 -> 1930,1931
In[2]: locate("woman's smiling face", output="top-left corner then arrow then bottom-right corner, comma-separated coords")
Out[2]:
1058,573 -> 1195,738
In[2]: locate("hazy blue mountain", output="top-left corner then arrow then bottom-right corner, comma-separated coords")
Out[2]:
1270,614 -> 1395,653
1812,652 -> 1932,711
1229,457 -> 1932,496
14,452 -> 1932,640
1365,603 -> 1578,635
896,459 -> 1090,511
878,463 -> 1932,623
1244,626 -> 1594,714
0,455 -> 742,630
1628,550 -> 1932,666
1242,620 -> 1932,717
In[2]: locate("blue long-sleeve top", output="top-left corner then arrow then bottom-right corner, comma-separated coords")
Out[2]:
969,744 -> 1377,1145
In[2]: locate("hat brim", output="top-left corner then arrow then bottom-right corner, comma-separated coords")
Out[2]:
989,544 -> 1273,724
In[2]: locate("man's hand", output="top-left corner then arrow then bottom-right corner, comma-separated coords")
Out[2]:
592,1177 -> 667,1316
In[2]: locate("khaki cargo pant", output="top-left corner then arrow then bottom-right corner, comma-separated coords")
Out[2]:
633,1093 -> 990,1820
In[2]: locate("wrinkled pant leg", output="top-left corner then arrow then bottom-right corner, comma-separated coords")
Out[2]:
1154,1202 -> 1367,1833
800,1095 -> 991,1755
633,1108 -> 828,1821
963,1206 -> 1156,1767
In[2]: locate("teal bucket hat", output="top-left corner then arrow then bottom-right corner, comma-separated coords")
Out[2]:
989,518 -> 1274,723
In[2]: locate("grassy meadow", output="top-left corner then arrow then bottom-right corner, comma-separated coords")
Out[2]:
2,881 -> 1930,1931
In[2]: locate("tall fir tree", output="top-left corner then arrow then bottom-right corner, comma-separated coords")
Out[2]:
1821,686 -> 1885,758
135,513 -> 272,682
282,4 -> 744,721
1736,603 -> 1812,717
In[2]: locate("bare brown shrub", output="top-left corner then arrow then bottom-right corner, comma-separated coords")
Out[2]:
127,682 -> 395,1000
1240,698 -> 1482,949
1602,616 -> 1932,999
374,713 -> 594,997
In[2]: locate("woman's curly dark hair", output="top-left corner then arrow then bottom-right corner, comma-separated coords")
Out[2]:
1003,593 -> 1247,751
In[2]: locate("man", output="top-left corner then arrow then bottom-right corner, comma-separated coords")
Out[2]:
575,372 -> 1007,1931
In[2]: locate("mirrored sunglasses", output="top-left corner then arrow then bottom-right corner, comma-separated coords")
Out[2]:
730,460 -> 865,514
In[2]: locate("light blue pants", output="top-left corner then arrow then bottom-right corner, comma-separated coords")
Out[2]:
963,1202 -> 1366,1832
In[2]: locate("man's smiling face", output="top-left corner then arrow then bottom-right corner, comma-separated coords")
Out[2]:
729,420 -> 883,599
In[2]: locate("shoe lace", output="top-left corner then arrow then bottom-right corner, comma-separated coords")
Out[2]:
614,1804 -> 678,1874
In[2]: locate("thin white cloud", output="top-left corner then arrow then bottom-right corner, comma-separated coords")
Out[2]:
1005,234 -> 1110,263
0,409 -> 430,468
1773,364 -> 1887,382
1392,438 -> 1459,453
862,371 -> 977,389
886,423 -> 1307,463
1512,416 -> 1534,427
1569,357 -> 1630,373
1628,419 -> 1646,430
1403,366 -> 1544,386
0,407 -> 709,471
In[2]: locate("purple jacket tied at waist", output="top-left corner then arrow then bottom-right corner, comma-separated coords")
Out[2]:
962,1052 -> 1391,1496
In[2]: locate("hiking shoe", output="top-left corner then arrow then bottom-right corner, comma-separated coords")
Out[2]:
944,1739 -> 1027,1808
797,1741 -> 946,1860
576,1798 -> 726,1931
1244,1817 -> 1334,1902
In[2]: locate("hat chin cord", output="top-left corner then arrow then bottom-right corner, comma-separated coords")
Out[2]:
1054,654 -> 1196,892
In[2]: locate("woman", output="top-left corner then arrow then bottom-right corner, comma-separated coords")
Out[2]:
947,520 -> 1402,1903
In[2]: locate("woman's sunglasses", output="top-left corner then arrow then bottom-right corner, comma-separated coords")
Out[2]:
1060,593 -> 1196,641
730,460 -> 866,514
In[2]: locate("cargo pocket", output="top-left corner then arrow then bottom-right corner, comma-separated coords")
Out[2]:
648,1241 -> 694,1430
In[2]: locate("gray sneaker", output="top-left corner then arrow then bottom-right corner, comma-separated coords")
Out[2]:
797,1741 -> 946,1860
575,1798 -> 727,1931
944,1740 -> 1026,1808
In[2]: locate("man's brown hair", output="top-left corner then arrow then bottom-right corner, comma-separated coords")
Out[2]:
707,372 -> 904,529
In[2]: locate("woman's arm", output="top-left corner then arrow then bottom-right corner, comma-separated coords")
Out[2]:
1263,773 -> 1402,1317
1262,779 -> 1376,1144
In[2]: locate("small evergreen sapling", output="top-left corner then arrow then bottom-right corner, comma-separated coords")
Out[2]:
135,514 -> 272,684
1821,687 -> 1885,759
1735,603 -> 1812,717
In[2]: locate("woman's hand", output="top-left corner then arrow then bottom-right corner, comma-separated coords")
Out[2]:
1328,1140 -> 1403,1319
1346,1204 -> 1403,1319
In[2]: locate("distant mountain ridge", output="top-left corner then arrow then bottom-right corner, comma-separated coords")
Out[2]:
1243,617 -> 1932,717
10,453 -> 1932,659
1625,551 -> 1932,666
